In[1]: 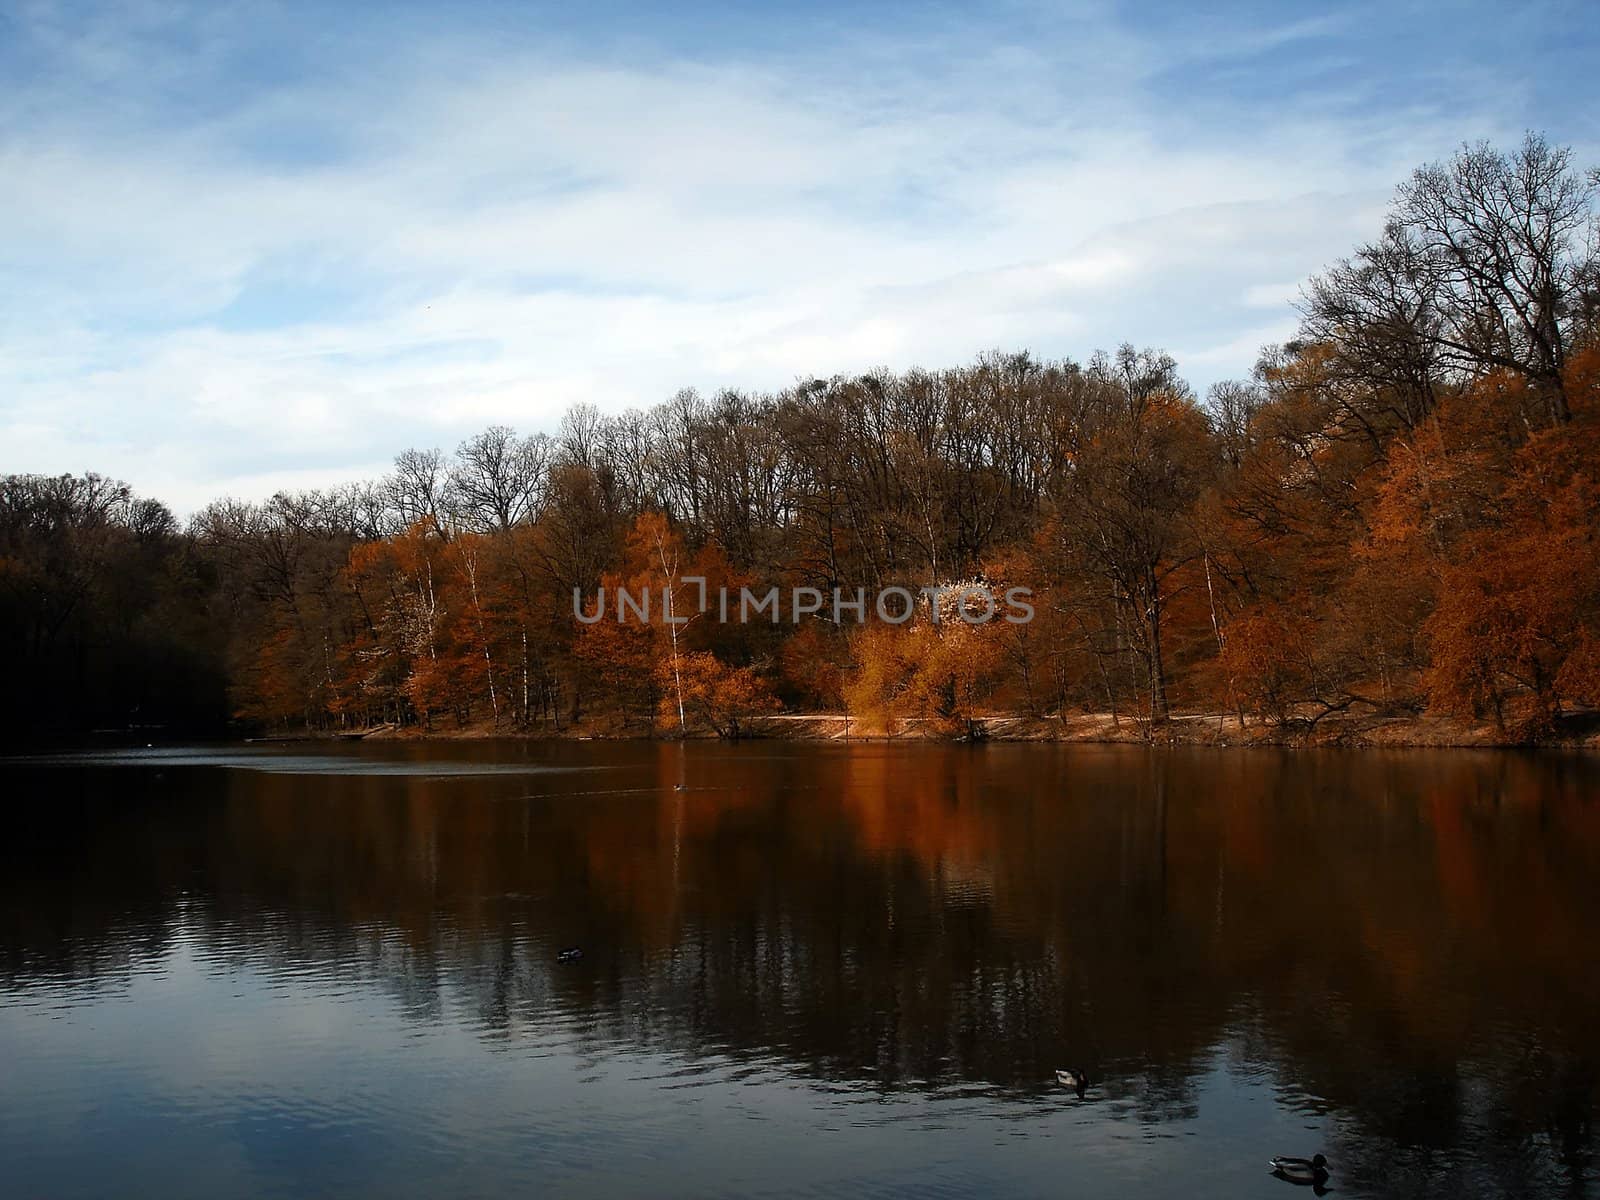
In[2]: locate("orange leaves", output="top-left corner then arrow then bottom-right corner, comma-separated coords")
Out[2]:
1563,344 -> 1600,415
573,513 -> 683,725
331,518 -> 532,728
573,602 -> 659,721
573,512 -> 782,733
843,599 -> 1007,737
1423,546 -> 1550,729
1555,630 -> 1600,708
1421,405 -> 1600,732
235,627 -> 307,725
403,651 -> 457,723
656,651 -> 780,738
843,622 -> 916,733
1216,607 -> 1317,726
778,620 -> 849,708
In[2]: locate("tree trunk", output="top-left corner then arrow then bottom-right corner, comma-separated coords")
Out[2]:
1147,579 -> 1170,722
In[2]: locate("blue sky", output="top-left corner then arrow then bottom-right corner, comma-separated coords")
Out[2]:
3,0 -> 1597,512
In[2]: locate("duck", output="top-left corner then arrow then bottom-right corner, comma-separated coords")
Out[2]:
1054,1068 -> 1089,1098
556,947 -> 584,964
1269,1154 -> 1329,1185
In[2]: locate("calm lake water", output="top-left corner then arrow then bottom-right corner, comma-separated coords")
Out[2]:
3,742 -> 1598,1199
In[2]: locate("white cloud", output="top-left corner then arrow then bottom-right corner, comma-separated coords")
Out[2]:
1242,281 -> 1305,308
0,2 -> 1552,513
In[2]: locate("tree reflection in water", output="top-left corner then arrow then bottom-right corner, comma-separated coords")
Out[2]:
2,742 -> 1598,1198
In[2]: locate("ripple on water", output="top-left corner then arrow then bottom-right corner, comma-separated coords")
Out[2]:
5,743 -> 1600,1199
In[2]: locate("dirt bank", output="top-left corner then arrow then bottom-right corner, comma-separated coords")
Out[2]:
347,708 -> 1600,749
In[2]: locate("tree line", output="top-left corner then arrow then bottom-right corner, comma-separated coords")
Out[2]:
4,133 -> 1597,741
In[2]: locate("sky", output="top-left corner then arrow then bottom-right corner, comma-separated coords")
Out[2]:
3,0 -> 1597,514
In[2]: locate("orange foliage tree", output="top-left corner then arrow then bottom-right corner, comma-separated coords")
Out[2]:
576,512 -> 780,736
1424,405 -> 1600,733
844,585 -> 1007,737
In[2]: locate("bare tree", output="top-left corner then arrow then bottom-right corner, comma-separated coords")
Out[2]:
386,447 -> 449,537
558,403 -> 604,470
447,426 -> 552,531
1304,133 -> 1597,426
1204,380 -> 1263,471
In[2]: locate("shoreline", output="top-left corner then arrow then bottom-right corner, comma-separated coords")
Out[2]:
341,709 -> 1600,750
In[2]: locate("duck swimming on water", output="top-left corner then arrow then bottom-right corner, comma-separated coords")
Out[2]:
1054,1068 -> 1089,1098
556,947 -> 584,964
1269,1154 -> 1329,1185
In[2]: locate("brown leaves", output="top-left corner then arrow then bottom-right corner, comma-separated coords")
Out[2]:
844,596 -> 1008,737
1216,607 -> 1318,727
1421,400 -> 1600,733
657,651 -> 780,738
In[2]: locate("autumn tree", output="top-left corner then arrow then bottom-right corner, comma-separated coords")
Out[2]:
1049,348 -> 1215,722
844,584 -> 1008,737
1423,384 -> 1600,733
659,651 -> 779,738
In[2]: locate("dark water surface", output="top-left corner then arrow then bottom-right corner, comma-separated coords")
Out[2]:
3,742 -> 1599,1199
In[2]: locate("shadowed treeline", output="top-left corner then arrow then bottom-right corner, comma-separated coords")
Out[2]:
4,744 -> 1599,1195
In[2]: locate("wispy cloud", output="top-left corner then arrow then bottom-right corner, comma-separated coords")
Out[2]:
2,0 -> 1594,513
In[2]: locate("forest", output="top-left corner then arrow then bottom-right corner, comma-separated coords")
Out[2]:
4,134 -> 1598,744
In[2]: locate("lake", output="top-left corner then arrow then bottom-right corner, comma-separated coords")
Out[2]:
2,741 -> 1598,1198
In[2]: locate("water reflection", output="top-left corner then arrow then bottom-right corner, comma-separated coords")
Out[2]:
2,743 -> 1598,1198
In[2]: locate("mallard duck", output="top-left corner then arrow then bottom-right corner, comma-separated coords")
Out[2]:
556,947 -> 584,964
1269,1154 -> 1329,1185
1055,1068 -> 1089,1098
